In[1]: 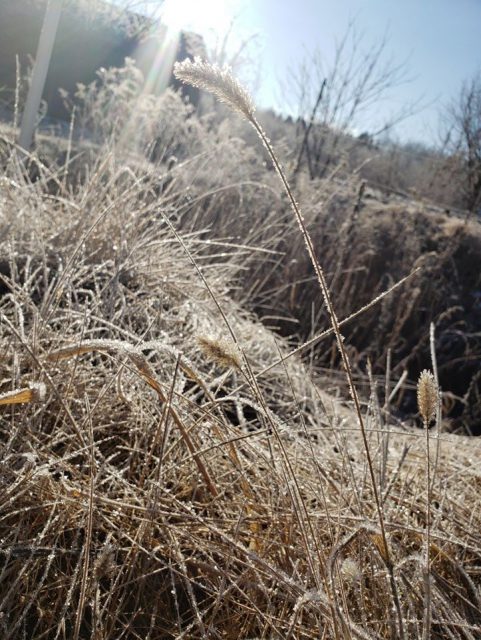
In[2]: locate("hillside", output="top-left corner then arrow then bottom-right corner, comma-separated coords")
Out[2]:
0,57 -> 480,638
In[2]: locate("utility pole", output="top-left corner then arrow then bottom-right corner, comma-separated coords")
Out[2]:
18,0 -> 63,152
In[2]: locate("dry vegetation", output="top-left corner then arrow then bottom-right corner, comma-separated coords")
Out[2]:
0,50 -> 480,640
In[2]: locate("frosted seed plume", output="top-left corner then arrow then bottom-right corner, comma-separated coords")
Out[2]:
417,369 -> 438,425
173,58 -> 255,119
197,335 -> 242,371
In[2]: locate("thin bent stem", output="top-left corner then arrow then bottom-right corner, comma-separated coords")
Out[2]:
423,416 -> 432,640
249,114 -> 405,640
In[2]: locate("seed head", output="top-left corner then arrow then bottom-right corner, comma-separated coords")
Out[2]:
173,58 -> 254,119
197,335 -> 242,371
339,557 -> 362,583
417,370 -> 438,425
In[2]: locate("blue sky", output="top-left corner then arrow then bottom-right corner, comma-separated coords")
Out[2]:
154,0 -> 481,144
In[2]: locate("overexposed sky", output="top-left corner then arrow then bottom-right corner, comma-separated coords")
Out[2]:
138,0 -> 481,144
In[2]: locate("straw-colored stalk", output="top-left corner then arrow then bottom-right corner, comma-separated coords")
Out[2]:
417,368 -> 438,640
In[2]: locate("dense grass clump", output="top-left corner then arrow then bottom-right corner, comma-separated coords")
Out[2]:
0,59 -> 480,639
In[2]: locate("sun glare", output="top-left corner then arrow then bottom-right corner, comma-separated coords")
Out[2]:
160,0 -> 238,38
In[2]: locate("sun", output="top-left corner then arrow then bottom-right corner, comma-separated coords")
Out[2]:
160,0 -> 239,38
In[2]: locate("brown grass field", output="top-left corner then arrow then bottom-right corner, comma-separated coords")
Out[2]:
0,57 -> 480,639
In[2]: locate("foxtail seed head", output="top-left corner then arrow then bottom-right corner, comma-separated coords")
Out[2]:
197,335 -> 242,371
417,369 -> 438,425
173,58 -> 254,119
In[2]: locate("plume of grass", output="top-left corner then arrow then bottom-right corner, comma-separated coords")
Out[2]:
197,335 -> 242,371
174,58 -> 255,119
418,370 -> 438,427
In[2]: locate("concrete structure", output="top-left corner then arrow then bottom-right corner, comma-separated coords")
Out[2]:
0,0 -> 206,124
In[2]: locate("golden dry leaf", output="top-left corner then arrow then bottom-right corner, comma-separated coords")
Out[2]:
0,383 -> 45,405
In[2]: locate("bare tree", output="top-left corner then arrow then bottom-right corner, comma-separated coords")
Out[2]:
445,72 -> 481,215
284,22 -> 414,180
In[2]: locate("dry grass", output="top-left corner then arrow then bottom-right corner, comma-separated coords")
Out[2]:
0,61 -> 480,639
234,182 -> 481,434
